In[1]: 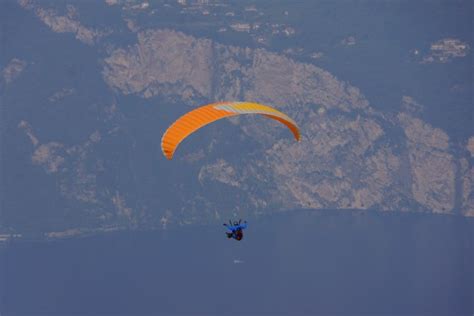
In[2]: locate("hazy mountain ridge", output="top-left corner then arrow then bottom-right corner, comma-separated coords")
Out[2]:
1,0 -> 472,243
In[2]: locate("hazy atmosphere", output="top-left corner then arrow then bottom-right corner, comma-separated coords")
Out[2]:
1,0 -> 473,315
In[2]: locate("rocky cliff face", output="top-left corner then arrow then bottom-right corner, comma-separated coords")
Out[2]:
102,29 -> 472,218
102,29 -> 369,112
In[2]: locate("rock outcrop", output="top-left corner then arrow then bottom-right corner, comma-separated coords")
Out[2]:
18,0 -> 108,45
1,58 -> 27,85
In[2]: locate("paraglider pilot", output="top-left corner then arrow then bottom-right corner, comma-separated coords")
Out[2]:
223,219 -> 247,241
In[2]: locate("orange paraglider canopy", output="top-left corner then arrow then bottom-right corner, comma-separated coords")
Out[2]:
161,101 -> 300,160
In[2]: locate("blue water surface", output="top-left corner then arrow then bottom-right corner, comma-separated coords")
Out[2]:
1,211 -> 472,315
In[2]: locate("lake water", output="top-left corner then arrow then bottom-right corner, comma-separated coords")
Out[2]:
1,210 -> 473,315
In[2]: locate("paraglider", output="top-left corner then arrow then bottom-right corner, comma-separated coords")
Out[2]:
161,101 -> 300,159
223,219 -> 248,241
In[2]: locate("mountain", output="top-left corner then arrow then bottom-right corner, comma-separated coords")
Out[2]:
1,0 -> 472,243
